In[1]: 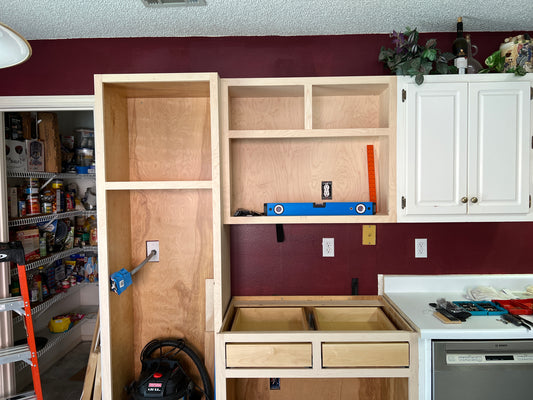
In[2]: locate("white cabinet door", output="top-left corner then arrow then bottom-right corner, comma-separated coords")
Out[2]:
405,82 -> 468,215
468,82 -> 530,214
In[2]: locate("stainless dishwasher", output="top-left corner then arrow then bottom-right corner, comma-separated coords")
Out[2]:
432,340 -> 533,400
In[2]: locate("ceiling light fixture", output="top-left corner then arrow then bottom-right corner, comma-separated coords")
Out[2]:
0,22 -> 31,69
142,0 -> 206,6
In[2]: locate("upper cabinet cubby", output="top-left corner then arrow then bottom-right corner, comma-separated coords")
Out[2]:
312,83 -> 390,129
228,85 -> 304,130
221,76 -> 397,224
96,76 -> 214,186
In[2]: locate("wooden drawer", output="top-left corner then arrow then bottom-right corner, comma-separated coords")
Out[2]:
226,343 -> 312,368
322,342 -> 409,368
313,307 -> 396,331
231,307 -> 308,331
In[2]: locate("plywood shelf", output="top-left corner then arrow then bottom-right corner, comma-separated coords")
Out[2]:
226,213 -> 395,225
227,128 -> 392,139
104,180 -> 213,191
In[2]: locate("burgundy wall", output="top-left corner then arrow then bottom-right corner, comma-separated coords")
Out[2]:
1,32 -> 532,295
0,32 -> 518,95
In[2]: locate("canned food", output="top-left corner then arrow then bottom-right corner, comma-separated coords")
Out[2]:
28,177 -> 39,188
24,187 -> 39,195
41,202 -> 52,214
18,201 -> 26,217
26,194 -> 40,215
39,237 -> 47,257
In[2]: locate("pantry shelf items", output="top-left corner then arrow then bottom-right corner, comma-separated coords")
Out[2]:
13,282 -> 95,324
0,97 -> 99,393
9,210 -> 96,228
10,246 -> 97,275
15,306 -> 98,374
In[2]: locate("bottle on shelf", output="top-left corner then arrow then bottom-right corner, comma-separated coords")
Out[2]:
452,17 -> 468,74
51,179 -> 65,213
466,34 -> 482,74
31,273 -> 42,303
10,275 -> 20,296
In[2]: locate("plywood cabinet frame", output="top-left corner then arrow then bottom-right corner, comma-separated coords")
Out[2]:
216,296 -> 418,397
93,73 -> 411,400
94,73 -> 222,400
220,76 -> 397,225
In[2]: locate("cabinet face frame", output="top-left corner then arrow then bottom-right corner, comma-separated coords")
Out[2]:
397,74 -> 533,222
220,76 -> 397,225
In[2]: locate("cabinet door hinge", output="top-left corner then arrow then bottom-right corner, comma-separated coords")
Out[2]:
530,87 -> 533,100
401,196 -> 406,209
402,89 -> 407,102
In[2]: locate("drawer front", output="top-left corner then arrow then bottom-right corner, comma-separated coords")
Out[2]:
322,342 -> 409,368
226,343 -> 312,368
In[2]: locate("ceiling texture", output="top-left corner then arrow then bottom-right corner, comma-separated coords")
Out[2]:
1,0 -> 532,40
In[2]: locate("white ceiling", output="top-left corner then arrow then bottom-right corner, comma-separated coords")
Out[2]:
1,0 -> 532,40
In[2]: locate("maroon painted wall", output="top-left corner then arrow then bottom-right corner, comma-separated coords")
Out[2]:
1,32 -> 532,295
0,32 -> 519,95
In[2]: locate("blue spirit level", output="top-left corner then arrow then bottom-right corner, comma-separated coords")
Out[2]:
264,202 -> 375,216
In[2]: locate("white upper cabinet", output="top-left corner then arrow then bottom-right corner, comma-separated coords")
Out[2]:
397,75 -> 532,222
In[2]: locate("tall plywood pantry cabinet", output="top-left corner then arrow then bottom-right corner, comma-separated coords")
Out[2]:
94,74 -> 222,400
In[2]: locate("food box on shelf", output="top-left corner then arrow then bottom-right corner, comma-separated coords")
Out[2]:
15,228 -> 40,263
26,139 -> 45,172
5,139 -> 27,173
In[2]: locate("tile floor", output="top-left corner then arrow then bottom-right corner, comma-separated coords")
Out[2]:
25,341 -> 91,400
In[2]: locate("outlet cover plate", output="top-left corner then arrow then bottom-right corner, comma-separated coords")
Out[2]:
322,238 -> 334,257
415,238 -> 427,258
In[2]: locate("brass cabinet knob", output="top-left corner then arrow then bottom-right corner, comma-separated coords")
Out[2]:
461,197 -> 468,203
471,197 -> 478,203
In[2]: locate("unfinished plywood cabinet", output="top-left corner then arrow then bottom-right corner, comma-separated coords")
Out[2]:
216,297 -> 417,400
214,76 -> 418,400
94,74 -> 412,400
94,73 -> 220,399
221,76 -> 397,224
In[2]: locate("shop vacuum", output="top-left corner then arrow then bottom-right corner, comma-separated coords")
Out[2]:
128,338 -> 213,400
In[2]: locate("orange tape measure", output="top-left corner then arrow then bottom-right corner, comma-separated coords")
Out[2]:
366,145 -> 377,209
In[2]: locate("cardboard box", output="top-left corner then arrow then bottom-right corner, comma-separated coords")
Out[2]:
8,187 -> 18,219
26,139 -> 45,172
5,140 -> 27,173
15,228 -> 40,263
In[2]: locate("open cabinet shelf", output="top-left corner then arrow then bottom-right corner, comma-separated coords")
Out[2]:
221,76 -> 397,224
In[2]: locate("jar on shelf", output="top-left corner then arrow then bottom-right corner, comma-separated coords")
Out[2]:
26,193 -> 40,215
51,179 -> 65,213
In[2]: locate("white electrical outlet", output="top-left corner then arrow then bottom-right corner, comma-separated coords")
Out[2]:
415,238 -> 427,258
322,238 -> 334,257
146,240 -> 160,262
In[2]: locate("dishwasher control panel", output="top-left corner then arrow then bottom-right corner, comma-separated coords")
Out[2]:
447,352 -> 533,364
